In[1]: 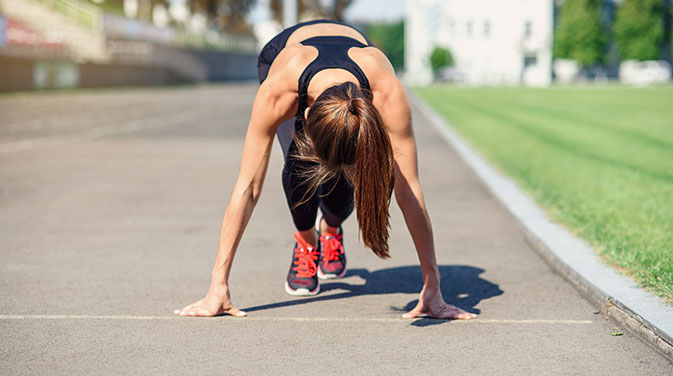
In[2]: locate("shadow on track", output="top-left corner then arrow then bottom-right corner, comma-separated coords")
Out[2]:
242,265 -> 503,326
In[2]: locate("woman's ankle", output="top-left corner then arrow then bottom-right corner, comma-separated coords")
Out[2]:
319,218 -> 339,235
297,228 -> 318,249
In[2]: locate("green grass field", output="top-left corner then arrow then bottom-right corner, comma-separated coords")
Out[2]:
416,85 -> 673,303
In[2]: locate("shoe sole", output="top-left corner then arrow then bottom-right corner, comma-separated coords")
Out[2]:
318,266 -> 347,280
284,281 -> 320,296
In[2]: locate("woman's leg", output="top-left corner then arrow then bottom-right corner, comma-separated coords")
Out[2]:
315,172 -> 352,280
281,159 -> 320,232
278,120 -> 352,290
318,174 -> 354,231
279,120 -> 323,295
277,119 -> 354,236
278,118 -> 321,246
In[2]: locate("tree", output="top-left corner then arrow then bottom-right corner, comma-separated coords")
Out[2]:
553,0 -> 607,66
614,0 -> 666,61
188,0 -> 256,32
366,21 -> 405,70
429,46 -> 454,72
331,0 -> 352,21
269,0 -> 354,22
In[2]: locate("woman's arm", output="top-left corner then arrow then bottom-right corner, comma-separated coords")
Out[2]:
175,77 -> 297,317
376,79 -> 476,320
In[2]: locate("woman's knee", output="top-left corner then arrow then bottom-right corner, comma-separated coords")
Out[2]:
319,177 -> 354,226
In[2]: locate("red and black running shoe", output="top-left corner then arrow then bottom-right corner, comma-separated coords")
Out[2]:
318,227 -> 347,279
285,232 -> 320,296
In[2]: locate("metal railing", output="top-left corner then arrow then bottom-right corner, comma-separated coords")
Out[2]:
102,12 -> 256,53
23,0 -> 256,54
173,29 -> 256,53
34,0 -> 101,29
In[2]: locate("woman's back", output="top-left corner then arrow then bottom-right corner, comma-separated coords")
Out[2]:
285,21 -> 370,46
259,20 -> 398,112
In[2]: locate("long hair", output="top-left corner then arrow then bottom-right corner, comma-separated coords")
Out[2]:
294,82 -> 395,258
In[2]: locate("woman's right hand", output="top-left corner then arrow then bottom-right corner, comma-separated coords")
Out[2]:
174,283 -> 247,317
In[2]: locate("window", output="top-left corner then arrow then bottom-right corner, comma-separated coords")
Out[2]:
484,20 -> 491,38
524,20 -> 532,38
524,54 -> 537,67
467,20 -> 473,37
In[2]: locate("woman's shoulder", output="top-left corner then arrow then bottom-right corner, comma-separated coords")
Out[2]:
265,44 -> 315,89
351,48 -> 401,93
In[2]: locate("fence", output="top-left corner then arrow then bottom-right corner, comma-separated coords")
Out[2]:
35,0 -> 100,29
28,0 -> 256,53
102,13 -> 256,53
0,0 -> 259,91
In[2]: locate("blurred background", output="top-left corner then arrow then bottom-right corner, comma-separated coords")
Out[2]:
0,0 -> 671,91
408,0 -> 672,85
0,0 -> 405,91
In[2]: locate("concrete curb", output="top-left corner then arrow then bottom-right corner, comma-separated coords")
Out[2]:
408,90 -> 673,360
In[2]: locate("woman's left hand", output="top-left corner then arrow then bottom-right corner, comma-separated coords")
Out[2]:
402,286 -> 477,320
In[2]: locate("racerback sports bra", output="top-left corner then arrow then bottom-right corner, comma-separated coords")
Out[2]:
296,35 -> 373,117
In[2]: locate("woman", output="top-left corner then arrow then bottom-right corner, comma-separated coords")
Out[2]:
174,20 -> 476,320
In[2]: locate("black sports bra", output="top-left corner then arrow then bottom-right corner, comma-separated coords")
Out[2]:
274,20 -> 373,117
296,35 -> 372,117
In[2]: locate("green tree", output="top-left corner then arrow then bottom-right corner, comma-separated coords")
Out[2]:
270,0 -> 354,22
429,46 -> 454,72
189,0 -> 256,32
614,0 -> 666,61
366,21 -> 405,70
553,0 -> 607,66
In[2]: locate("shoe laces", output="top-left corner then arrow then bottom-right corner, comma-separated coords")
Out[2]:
320,233 -> 344,262
292,232 -> 319,278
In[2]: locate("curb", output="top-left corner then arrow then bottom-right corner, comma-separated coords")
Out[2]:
408,89 -> 673,360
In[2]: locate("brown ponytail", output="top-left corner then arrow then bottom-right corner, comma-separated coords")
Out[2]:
294,82 -> 395,258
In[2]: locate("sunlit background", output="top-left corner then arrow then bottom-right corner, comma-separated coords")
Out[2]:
1,0 -> 670,91
0,0 -> 407,90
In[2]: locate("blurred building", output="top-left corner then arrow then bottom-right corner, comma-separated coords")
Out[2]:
0,0 -> 258,91
406,0 -> 554,86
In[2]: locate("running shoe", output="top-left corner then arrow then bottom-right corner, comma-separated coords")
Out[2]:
285,232 -> 320,296
318,227 -> 347,279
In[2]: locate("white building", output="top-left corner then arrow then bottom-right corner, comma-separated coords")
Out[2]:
406,0 -> 554,86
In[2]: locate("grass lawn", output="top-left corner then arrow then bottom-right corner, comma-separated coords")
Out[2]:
415,85 -> 673,303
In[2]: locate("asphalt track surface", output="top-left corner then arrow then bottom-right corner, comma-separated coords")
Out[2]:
1,84 -> 671,375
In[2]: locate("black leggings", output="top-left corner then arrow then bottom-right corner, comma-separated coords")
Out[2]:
258,23 -> 355,231
276,118 -> 354,231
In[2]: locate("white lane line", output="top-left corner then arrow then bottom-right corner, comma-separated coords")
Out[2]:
0,315 -> 594,324
0,315 -> 174,320
0,109 -> 205,154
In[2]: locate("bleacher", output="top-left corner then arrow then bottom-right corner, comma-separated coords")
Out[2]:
0,0 -> 258,91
